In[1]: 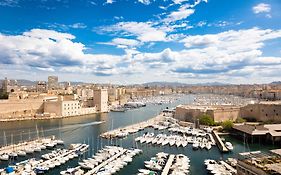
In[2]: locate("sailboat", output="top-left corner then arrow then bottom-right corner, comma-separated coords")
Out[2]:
0,132 -> 9,161
8,134 -> 18,158
17,132 -> 27,156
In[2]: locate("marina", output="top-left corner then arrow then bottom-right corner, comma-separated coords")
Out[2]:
0,94 -> 279,175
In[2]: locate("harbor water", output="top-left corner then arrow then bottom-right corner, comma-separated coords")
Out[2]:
0,94 -> 278,174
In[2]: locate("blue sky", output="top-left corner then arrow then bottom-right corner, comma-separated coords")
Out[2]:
0,0 -> 281,84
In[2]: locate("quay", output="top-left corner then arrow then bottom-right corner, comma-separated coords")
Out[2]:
84,149 -> 127,175
0,136 -> 54,155
100,113 -> 165,139
161,154 -> 175,175
38,144 -> 86,167
212,131 -> 228,152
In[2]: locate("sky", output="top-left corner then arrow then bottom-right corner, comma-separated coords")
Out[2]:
0,0 -> 281,84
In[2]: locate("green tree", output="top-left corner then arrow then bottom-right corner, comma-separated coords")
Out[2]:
235,117 -> 246,123
221,120 -> 234,131
0,90 -> 8,99
199,114 -> 215,126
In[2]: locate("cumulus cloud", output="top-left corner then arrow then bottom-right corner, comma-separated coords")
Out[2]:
101,22 -> 167,42
253,3 -> 271,14
163,5 -> 195,23
163,0 -> 207,23
2,27 -> 281,83
99,38 -> 141,49
0,29 -> 125,76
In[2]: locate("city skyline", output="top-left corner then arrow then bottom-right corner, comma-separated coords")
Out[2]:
0,0 -> 281,84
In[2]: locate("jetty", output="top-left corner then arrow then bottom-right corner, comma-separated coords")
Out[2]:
161,154 -> 175,175
212,131 -> 228,152
0,136 -> 55,155
100,113 -> 165,139
84,149 -> 127,175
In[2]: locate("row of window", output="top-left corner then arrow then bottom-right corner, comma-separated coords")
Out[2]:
64,107 -> 80,110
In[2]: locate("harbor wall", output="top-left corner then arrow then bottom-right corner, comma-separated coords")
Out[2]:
240,103 -> 281,122
174,105 -> 240,122
0,99 -> 44,119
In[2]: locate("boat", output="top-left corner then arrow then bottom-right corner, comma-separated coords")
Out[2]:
0,154 -> 9,161
225,142 -> 233,151
17,150 -> 27,156
111,107 -> 127,112
192,142 -> 199,150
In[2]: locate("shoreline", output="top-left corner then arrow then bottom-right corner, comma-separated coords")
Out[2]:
0,112 -> 108,122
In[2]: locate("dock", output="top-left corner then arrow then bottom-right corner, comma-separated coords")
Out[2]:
85,149 -> 127,175
212,131 -> 228,152
0,136 -> 54,155
100,113 -> 165,139
161,154 -> 175,175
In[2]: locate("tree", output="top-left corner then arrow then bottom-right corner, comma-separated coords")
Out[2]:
0,89 -> 8,99
199,114 -> 215,126
235,117 -> 246,123
221,120 -> 234,131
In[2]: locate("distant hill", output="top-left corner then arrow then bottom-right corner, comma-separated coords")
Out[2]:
271,81 -> 281,85
141,81 -> 228,87
0,79 -> 89,86
141,82 -> 188,87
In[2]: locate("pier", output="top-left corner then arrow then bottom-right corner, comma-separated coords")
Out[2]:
161,154 -> 175,175
84,149 -> 127,175
212,131 -> 228,152
100,113 -> 165,139
0,136 -> 54,155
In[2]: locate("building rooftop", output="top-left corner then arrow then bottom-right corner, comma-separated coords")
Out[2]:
233,124 -> 281,137
239,151 -> 281,174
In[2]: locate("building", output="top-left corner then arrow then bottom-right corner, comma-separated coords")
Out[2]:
240,101 -> 281,122
48,76 -> 58,90
232,124 -> 281,145
2,77 -> 20,93
36,81 -> 47,92
93,89 -> 108,112
237,151 -> 281,175
174,105 -> 240,122
44,96 -> 81,117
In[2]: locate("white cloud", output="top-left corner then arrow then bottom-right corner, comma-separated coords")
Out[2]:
253,3 -> 271,14
69,23 -> 87,29
99,38 -> 141,49
163,0 -> 207,23
102,22 -> 167,42
2,28 -> 281,83
138,0 -> 150,5
163,6 -> 195,23
105,0 -> 114,4
172,0 -> 188,4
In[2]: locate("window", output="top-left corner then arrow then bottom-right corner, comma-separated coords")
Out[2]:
265,114 -> 268,116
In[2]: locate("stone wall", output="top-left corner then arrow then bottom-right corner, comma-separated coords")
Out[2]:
174,105 -> 240,122
0,99 -> 44,119
240,103 -> 281,122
